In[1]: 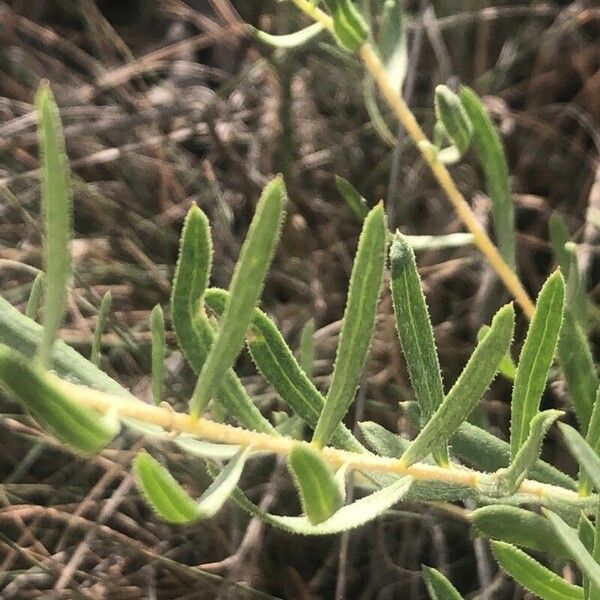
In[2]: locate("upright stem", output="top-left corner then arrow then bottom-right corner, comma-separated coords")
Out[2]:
291,1 -> 535,318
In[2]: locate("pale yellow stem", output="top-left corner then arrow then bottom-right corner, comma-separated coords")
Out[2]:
358,44 -> 535,318
290,0 -> 535,318
55,377 -> 581,505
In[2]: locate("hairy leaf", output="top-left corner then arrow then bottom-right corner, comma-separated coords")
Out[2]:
400,303 -> 515,467
323,0 -> 369,52
174,437 -> 241,460
510,271 -> 565,458
560,423 -> 600,493
191,176 -> 287,416
36,83 -> 73,368
0,345 -> 118,454
491,541 -> 583,600
477,324 -> 515,380
390,232 -> 447,465
471,505 -> 570,558
288,443 -> 344,525
170,206 -> 274,434
300,318 -> 316,379
581,386 -> 600,495
313,204 -> 387,447
150,304 -> 165,405
423,566 -> 465,600
544,509 -> 600,588
500,409 -> 563,494
434,85 -> 473,163
460,86 -> 515,269
204,288 -> 361,451
133,449 -> 248,524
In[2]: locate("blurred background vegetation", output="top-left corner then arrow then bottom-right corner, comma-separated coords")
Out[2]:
0,1 -> 599,598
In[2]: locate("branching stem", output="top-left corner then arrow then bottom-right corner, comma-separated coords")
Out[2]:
55,377 -> 585,506
291,1 -> 535,318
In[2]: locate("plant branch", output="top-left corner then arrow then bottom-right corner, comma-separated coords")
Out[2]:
291,1 -> 535,318
54,376 -> 586,507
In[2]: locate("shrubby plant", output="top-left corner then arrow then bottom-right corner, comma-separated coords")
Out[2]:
1,2 -> 600,597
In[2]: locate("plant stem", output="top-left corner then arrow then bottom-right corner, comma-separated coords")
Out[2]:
54,376 -> 586,506
291,1 -> 535,318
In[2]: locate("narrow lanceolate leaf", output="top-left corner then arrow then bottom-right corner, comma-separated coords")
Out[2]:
422,566 -> 465,600
564,243 -> 587,330
491,541 -> 583,600
288,443 -> 344,525
549,213 -> 572,275
191,176 -> 287,417
499,409 -> 563,494
581,386 -> 600,495
174,437 -> 240,460
313,204 -> 387,447
323,0 -> 369,52
248,22 -> 324,48
26,272 -> 44,320
170,206 -> 273,434
359,421 -> 410,458
379,0 -> 407,90
221,468 -> 413,535
133,449 -> 248,525
544,510 -> 600,589
150,304 -> 165,405
460,86 -> 515,269
300,318 -> 316,379
477,324 -> 515,380
335,175 -> 369,220
510,271 -> 565,458
390,233 -> 447,466
400,303 -> 515,467
559,422 -> 600,493
91,291 -> 112,366
434,85 -> 473,160
557,310 -> 598,430
471,505 -> 571,559
204,288 -> 361,451
0,345 -> 118,454
36,84 -> 73,368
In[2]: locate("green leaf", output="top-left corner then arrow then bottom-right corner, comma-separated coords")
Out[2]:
191,176 -> 287,417
460,86 -> 516,270
0,345 -> 118,454
25,272 -> 44,321
471,505 -> 571,559
204,288 -> 361,451
90,291 -> 112,367
477,324 -> 515,380
434,85 -> 473,162
390,232 -> 448,466
581,386 -> 600,495
560,423 -> 600,492
544,509 -> 600,589
288,443 -> 344,525
36,83 -> 73,368
499,409 -> 563,494
422,566 -> 464,600
379,0 -> 407,90
557,310 -> 598,431
510,271 -> 565,458
170,206 -> 274,434
362,76 -> 397,147
359,421 -> 410,458
133,449 -> 249,525
491,541 -> 583,600
150,304 -> 165,405
313,204 -> 387,447
564,242 -> 587,330
248,22 -> 324,48
299,318 -> 316,379
335,175 -> 369,220
549,213 -> 572,276
222,469 -> 413,535
0,295 -> 133,398
401,401 -> 576,489
400,303 -> 515,467
323,0 -> 369,52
